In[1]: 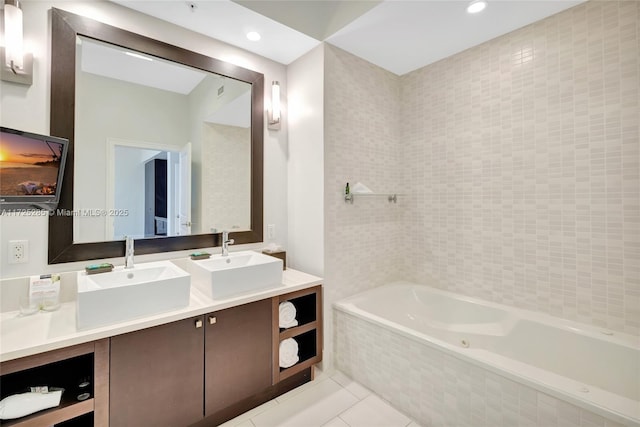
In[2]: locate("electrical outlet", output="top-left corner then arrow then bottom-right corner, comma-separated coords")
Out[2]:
267,224 -> 275,239
9,240 -> 29,264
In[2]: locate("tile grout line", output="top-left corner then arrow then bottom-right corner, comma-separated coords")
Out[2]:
330,373 -> 419,427
246,371 -> 419,427
333,387 -> 421,427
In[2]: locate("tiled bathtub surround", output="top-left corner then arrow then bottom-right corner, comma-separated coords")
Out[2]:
334,310 -> 628,427
201,123 -> 251,232
324,43 -> 404,297
400,1 -> 639,335
323,44 -> 404,365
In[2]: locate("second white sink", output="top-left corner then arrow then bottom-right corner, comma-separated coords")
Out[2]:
76,261 -> 191,330
188,251 -> 283,299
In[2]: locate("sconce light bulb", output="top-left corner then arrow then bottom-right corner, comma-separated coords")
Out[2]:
271,81 -> 281,122
4,2 -> 24,70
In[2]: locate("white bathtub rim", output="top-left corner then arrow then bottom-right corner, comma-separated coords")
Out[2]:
334,285 -> 640,426
337,281 -> 638,348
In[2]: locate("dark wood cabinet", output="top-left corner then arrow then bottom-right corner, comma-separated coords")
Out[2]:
0,340 -> 109,427
109,299 -> 276,426
1,286 -> 322,427
109,316 -> 204,427
204,299 -> 273,416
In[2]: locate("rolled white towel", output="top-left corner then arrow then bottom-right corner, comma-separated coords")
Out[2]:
279,301 -> 298,329
279,338 -> 299,368
0,389 -> 63,420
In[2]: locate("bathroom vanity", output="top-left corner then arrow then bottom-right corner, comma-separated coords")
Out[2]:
0,269 -> 323,427
0,7 -> 324,426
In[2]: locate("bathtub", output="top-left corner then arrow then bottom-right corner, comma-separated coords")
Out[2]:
334,282 -> 639,427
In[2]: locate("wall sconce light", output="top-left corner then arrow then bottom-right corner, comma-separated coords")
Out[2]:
268,80 -> 281,130
1,0 -> 33,86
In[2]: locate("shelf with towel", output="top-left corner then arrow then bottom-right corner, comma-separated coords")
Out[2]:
279,292 -> 317,331
344,193 -> 404,204
0,340 -> 108,427
279,330 -> 318,373
272,285 -> 323,383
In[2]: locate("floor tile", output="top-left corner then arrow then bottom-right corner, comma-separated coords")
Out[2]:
252,379 -> 359,427
275,372 -> 331,403
322,417 -> 350,427
338,395 -> 412,427
312,367 -> 332,382
330,371 -> 371,400
219,400 -> 279,426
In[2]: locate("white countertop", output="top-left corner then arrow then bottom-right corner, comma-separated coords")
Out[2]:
0,268 -> 322,363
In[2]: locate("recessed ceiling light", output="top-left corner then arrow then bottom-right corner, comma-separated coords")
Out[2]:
467,0 -> 487,14
246,31 -> 261,42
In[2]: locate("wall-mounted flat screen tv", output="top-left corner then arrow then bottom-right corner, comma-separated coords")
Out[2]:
0,127 -> 69,213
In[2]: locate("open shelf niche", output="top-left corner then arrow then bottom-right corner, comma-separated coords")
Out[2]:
271,285 -> 323,383
0,340 -> 108,427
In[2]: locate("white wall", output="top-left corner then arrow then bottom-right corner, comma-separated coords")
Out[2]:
286,45 -> 325,277
0,0 -> 288,279
74,72 -> 189,243
112,147 -> 158,240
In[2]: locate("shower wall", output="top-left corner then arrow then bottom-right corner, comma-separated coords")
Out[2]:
401,1 -> 639,335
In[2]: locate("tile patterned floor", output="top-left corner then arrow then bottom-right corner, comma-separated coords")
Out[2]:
219,370 -> 421,427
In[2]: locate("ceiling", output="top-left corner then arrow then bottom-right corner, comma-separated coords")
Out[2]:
79,38 -> 251,127
113,0 -> 585,76
80,37 -> 209,95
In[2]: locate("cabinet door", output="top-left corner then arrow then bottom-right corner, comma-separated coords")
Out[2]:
205,299 -> 272,416
110,317 -> 204,427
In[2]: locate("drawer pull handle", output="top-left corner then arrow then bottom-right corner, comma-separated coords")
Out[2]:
209,316 -> 217,325
195,319 -> 203,328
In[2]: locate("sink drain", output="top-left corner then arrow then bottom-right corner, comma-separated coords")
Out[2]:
461,339 -> 470,348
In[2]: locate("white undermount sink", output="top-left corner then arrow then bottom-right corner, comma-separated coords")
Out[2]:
188,251 -> 283,299
76,261 -> 191,330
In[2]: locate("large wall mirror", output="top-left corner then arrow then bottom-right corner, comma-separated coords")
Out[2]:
49,8 -> 264,263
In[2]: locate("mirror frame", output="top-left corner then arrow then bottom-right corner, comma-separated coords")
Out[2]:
49,8 -> 264,263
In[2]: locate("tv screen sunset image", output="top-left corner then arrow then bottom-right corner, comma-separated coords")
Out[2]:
0,132 -> 63,197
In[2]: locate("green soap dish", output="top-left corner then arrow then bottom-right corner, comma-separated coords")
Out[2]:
85,263 -> 114,275
190,251 -> 211,260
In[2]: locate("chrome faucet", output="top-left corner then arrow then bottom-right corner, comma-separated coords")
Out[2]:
221,231 -> 234,256
124,236 -> 135,269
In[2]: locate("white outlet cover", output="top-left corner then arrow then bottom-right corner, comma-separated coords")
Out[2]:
8,240 -> 29,264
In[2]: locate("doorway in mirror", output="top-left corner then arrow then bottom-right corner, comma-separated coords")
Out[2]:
105,140 -> 192,240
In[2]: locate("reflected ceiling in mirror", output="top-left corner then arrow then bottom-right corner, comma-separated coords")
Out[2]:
74,37 -> 252,243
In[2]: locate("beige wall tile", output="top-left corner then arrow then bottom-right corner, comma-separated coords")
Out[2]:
398,0 -> 639,335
